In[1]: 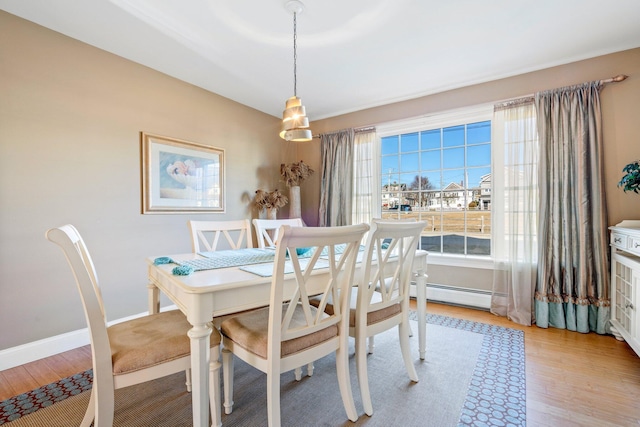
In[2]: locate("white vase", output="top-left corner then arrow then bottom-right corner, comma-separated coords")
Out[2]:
289,186 -> 301,219
266,207 -> 278,220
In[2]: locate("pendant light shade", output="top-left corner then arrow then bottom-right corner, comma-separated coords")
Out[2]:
280,0 -> 312,142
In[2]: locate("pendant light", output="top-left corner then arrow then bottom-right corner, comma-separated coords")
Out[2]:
280,0 -> 313,142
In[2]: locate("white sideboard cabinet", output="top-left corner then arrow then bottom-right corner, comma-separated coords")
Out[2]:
609,220 -> 640,357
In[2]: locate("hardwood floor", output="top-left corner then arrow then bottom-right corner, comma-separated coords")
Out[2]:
2,302 -> 639,426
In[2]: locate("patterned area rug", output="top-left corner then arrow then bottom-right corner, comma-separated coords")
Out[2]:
0,313 -> 525,426
421,313 -> 526,426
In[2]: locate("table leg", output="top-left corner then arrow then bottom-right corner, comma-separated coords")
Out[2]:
188,323 -> 213,427
415,268 -> 428,360
147,281 -> 160,314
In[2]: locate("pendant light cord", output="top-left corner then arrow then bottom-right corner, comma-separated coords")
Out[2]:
293,11 -> 298,97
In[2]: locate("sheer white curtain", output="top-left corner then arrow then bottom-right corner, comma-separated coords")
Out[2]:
491,100 -> 538,326
352,129 -> 379,226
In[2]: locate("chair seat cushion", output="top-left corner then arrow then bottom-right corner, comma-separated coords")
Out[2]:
220,305 -> 337,359
312,290 -> 401,327
108,309 -> 221,375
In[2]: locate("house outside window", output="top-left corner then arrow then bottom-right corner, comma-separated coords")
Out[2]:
377,105 -> 492,257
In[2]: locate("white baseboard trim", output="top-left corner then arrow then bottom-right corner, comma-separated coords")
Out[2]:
0,305 -> 178,371
411,283 -> 491,310
1,286 -> 492,372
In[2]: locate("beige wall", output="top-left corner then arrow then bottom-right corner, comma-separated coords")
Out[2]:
0,11 -> 300,349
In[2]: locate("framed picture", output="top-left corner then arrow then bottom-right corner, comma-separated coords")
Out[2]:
141,132 -> 224,214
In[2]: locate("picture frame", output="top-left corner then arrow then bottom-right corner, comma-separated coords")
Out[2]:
141,132 -> 225,214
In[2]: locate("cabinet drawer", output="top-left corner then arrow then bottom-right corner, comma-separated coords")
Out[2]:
611,232 -> 628,250
629,236 -> 640,257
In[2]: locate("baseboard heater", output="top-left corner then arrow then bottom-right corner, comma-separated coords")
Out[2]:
410,282 -> 491,310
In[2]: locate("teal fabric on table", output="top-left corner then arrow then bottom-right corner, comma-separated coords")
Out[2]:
156,246 -> 363,276
153,248 -> 276,275
186,248 -> 276,271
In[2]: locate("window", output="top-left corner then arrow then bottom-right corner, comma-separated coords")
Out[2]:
378,106 -> 492,256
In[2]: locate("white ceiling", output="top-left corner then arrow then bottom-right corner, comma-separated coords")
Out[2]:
2,0 -> 640,120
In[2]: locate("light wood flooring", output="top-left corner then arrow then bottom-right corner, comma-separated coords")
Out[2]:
1,302 -> 639,426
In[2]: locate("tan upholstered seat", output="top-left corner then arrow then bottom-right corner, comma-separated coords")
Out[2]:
316,289 -> 401,328
220,224 -> 369,427
221,305 -> 336,359
108,310 -> 220,375
46,224 -> 222,427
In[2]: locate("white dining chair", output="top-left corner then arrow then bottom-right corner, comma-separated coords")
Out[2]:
252,218 -> 303,249
220,224 -> 369,427
188,219 -> 253,252
352,219 -> 425,416
252,217 -> 312,380
46,224 -> 222,427
312,219 -> 425,416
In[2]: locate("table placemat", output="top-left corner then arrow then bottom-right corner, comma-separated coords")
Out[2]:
240,258 -> 331,277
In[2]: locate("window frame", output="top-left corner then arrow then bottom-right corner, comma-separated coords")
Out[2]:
376,104 -> 494,266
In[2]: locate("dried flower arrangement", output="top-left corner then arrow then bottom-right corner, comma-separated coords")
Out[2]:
280,160 -> 314,187
253,189 -> 288,210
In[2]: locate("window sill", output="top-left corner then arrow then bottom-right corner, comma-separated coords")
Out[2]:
424,253 -> 493,270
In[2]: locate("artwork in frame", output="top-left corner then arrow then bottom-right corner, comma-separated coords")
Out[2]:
141,132 -> 224,214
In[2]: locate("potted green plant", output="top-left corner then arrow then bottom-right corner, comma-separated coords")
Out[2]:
618,160 -> 640,193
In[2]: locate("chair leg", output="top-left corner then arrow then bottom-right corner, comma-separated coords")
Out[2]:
399,321 -> 419,382
80,388 -> 96,427
222,348 -> 234,415
209,350 -> 222,427
294,362 -> 314,381
185,368 -> 192,392
266,371 -> 282,427
367,336 -> 375,354
356,334 -> 374,416
90,381 -> 115,427
336,344 -> 359,422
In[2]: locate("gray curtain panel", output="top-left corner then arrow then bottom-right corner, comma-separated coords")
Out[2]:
534,81 -> 611,334
319,129 -> 354,226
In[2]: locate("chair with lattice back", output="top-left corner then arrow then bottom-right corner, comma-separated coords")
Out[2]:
349,219 -> 425,415
46,224 -> 222,427
220,224 -> 369,427
252,218 -> 303,249
188,219 -> 253,252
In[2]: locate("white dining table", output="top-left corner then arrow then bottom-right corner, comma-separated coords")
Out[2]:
146,249 -> 428,427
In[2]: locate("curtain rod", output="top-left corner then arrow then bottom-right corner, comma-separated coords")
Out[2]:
495,74 -> 629,109
601,74 -> 628,84
314,125 -> 376,138
314,74 -> 629,135
355,126 -> 376,133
